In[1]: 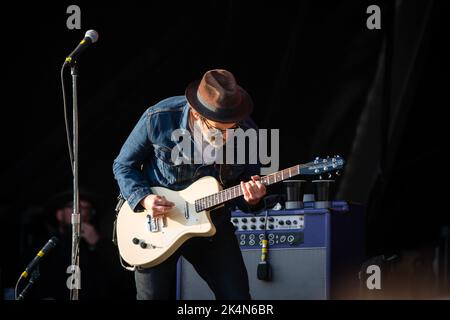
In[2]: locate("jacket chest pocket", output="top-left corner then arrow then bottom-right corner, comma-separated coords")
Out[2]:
153,145 -> 196,185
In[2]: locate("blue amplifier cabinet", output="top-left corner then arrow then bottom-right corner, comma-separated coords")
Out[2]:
177,201 -> 364,300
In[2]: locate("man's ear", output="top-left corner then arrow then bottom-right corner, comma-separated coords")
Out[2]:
190,108 -> 201,120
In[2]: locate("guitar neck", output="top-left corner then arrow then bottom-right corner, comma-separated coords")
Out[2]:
195,164 -> 302,212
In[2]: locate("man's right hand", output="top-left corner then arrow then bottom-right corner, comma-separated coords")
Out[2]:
140,194 -> 175,217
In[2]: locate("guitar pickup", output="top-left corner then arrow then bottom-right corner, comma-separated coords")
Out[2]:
184,202 -> 190,220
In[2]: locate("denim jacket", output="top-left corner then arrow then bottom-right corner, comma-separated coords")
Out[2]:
113,96 -> 262,225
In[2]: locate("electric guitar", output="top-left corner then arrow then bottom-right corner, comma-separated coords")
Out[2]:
116,156 -> 345,268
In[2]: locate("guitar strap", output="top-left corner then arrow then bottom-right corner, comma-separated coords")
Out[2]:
112,194 -> 125,246
112,193 -> 137,271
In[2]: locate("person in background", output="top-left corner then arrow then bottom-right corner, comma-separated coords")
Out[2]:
20,189 -> 135,300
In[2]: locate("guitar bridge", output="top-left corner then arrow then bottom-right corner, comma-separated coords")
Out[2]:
147,215 -> 160,232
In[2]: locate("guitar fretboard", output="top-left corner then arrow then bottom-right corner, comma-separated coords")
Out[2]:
194,164 -> 302,212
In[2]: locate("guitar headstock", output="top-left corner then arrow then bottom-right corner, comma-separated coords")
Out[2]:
299,156 -> 345,177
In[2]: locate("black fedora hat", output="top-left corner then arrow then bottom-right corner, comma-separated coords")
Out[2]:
44,188 -> 100,213
185,69 -> 254,123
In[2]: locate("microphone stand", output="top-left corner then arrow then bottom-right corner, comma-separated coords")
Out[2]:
69,62 -> 81,300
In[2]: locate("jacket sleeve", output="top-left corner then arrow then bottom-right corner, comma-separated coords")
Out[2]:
113,110 -> 154,211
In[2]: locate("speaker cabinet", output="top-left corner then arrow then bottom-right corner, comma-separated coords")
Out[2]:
176,202 -> 364,300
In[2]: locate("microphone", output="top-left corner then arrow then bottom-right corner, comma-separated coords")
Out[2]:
257,207 -> 272,281
65,30 -> 99,65
21,237 -> 59,279
257,239 -> 272,281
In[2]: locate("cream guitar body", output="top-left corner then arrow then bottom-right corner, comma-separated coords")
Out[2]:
116,176 -> 219,269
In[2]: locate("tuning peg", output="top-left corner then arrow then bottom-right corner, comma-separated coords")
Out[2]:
319,175 -> 323,180
328,173 -> 332,179
335,170 -> 341,176
323,166 -> 328,171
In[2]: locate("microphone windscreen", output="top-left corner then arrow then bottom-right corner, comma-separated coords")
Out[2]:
257,261 -> 272,281
85,30 -> 99,43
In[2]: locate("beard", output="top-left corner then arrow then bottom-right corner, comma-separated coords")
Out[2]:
193,119 -> 227,148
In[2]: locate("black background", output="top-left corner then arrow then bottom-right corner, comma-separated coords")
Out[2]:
1,0 -> 448,298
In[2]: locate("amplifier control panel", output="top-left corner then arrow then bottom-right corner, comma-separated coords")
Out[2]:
231,214 -> 304,231
236,231 -> 304,248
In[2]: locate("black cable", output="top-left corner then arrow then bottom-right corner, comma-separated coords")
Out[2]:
61,62 -> 74,174
14,276 -> 22,300
263,208 -> 269,242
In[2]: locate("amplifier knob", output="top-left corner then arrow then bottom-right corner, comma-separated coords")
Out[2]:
250,225 -> 256,230
140,242 -> 147,249
287,235 -> 295,243
242,218 -> 248,223
251,217 -> 257,223
242,225 -> 248,230
268,225 -> 274,230
259,217 -> 265,222
259,224 -> 265,229
279,220 -> 284,225
232,218 -> 238,223
286,220 -> 291,225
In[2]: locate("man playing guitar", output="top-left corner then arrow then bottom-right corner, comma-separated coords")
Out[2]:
113,69 -> 266,300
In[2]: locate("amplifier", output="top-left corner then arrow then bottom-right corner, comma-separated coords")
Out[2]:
176,201 -> 364,300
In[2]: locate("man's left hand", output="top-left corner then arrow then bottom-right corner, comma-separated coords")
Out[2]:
241,175 -> 267,206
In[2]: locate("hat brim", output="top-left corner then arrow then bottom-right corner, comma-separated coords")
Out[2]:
185,80 -> 254,123
44,189 -> 100,213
